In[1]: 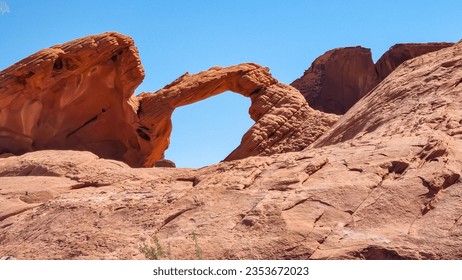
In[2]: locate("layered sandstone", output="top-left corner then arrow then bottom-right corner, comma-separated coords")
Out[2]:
292,43 -> 453,115
0,33 -> 337,167
1,39 -> 461,260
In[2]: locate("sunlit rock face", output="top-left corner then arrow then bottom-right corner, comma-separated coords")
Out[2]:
0,32 -> 148,167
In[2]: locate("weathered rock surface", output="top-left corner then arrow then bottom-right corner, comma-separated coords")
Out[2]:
292,43 -> 454,115
1,40 -> 461,260
291,47 -> 379,114
0,33 -> 336,167
137,64 -> 338,165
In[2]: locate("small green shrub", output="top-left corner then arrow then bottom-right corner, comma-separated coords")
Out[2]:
191,231 -> 203,260
138,231 -> 203,260
138,234 -> 169,260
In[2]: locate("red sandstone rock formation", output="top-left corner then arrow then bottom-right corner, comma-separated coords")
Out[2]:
137,64 -> 338,166
0,33 -> 337,167
0,32 -> 148,167
292,43 -> 454,115
291,47 -> 379,115
1,40 -> 461,260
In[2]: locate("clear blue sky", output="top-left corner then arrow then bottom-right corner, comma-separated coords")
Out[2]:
1,1 -> 461,167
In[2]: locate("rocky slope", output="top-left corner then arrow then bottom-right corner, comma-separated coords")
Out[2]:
0,38 -> 461,259
291,42 -> 453,114
0,33 -> 336,167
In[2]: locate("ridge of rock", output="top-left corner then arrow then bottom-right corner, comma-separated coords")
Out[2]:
375,42 -> 454,80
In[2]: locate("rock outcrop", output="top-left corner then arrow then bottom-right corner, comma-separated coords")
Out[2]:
1,39 -> 461,260
154,159 -> 176,168
0,32 -> 148,167
0,33 -> 337,167
292,43 -> 454,115
291,47 -> 379,114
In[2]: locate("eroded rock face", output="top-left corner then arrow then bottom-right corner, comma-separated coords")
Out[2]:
0,33 -> 336,167
0,32 -> 149,167
137,64 -> 338,166
292,43 -> 454,115
1,40 -> 461,260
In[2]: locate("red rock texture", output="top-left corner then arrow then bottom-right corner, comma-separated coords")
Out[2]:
1,39 -> 461,260
0,33 -> 337,167
291,43 -> 454,115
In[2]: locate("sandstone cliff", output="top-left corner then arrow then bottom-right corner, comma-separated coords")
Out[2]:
291,42 -> 453,114
1,38 -> 461,260
0,33 -> 337,167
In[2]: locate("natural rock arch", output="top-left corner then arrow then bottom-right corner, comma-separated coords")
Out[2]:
0,32 -> 338,167
137,63 -> 338,167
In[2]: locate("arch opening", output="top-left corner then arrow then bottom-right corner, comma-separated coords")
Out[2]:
165,91 -> 253,168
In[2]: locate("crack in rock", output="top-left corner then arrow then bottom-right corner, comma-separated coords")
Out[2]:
159,207 -> 196,231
